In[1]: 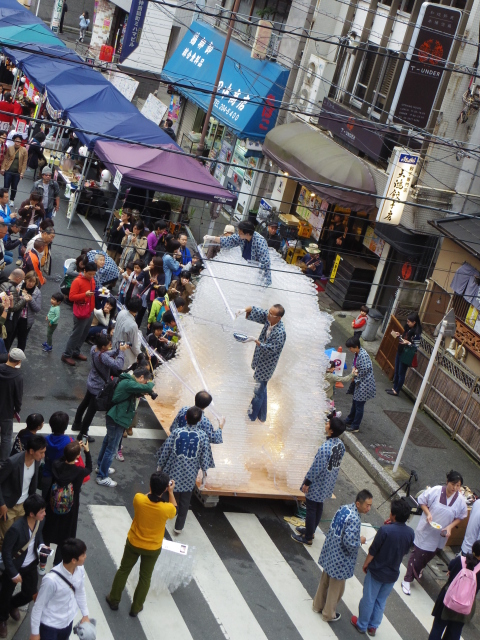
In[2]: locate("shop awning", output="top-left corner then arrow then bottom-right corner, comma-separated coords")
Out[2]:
94,140 -> 238,204
263,121 -> 377,212
161,20 -> 289,141
0,23 -> 64,47
430,215 -> 480,259
0,0 -> 40,27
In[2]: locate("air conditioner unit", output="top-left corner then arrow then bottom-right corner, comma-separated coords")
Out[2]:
297,55 -> 327,121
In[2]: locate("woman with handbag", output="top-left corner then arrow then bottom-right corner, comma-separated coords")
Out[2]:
72,333 -> 128,442
387,312 -> 422,397
119,220 -> 148,269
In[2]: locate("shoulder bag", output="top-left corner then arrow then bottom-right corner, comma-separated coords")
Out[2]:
92,352 -> 119,412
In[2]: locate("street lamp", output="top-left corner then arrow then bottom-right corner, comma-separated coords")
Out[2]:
392,309 -> 456,474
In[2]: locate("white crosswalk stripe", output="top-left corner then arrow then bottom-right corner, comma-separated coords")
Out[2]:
13,425 -> 165,440
166,514 -> 268,640
88,505 -> 193,640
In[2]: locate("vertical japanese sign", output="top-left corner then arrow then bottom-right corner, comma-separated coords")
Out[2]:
376,150 -> 419,226
119,0 -> 148,63
50,0 -> 63,33
391,3 -> 461,129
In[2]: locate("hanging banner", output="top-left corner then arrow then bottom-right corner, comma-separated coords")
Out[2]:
119,0 -> 148,63
376,150 -> 419,226
391,3 -> 461,129
50,0 -> 63,33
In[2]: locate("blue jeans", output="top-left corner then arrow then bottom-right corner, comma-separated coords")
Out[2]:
97,416 -> 124,478
357,572 -> 395,632
393,352 -> 409,394
45,208 -> 54,219
249,381 -> 268,422
4,251 -> 12,265
346,399 -> 365,430
0,338 -> 6,354
3,171 -> 21,201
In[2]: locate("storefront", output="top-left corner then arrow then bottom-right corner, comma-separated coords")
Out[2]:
161,20 -> 289,220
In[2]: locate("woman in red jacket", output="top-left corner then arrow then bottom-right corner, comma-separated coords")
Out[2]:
61,262 -> 97,367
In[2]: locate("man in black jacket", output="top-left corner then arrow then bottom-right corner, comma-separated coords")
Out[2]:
0,494 -> 47,638
0,347 -> 25,460
0,435 -> 46,545
0,269 -> 26,349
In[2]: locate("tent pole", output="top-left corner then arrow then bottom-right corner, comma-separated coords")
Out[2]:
67,152 -> 92,229
102,188 -> 121,251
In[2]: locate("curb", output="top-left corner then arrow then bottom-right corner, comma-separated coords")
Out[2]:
343,432 -> 404,498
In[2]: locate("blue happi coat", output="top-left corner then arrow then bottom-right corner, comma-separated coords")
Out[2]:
170,406 -> 223,444
302,437 -> 345,503
157,426 -> 215,492
353,347 -> 376,402
318,502 -> 362,580
247,307 -> 286,382
220,231 -> 272,285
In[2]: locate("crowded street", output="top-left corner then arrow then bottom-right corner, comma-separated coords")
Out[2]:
1,1 -> 480,640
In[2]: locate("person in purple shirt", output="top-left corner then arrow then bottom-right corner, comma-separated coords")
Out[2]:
145,221 -> 168,264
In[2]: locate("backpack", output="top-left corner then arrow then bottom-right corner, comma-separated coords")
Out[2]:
443,556 -> 480,615
92,351 -> 120,412
50,482 -> 74,514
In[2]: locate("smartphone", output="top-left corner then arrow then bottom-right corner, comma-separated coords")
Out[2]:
81,435 -> 88,445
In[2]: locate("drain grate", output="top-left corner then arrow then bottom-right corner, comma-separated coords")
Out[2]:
384,411 -> 446,449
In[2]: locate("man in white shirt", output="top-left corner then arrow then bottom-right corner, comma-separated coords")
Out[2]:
462,499 -> 480,555
0,494 -> 48,639
30,538 -> 90,640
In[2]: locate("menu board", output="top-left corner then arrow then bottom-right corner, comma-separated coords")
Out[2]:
141,93 -> 168,125
363,226 -> 386,258
296,185 -> 327,239
107,70 -> 139,102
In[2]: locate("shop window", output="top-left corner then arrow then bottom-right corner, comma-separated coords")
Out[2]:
399,0 -> 416,12
352,45 -> 397,117
371,55 -> 398,115
352,45 -> 378,104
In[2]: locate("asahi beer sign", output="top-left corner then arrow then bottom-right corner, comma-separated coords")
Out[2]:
391,3 -> 461,129
376,151 -> 419,226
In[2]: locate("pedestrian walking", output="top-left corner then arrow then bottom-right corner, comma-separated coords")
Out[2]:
402,470 -> 468,595
61,262 -> 97,367
170,390 -> 224,444
59,1 -> 68,33
0,494 -> 48,639
157,407 -> 215,533
387,312 -> 422,397
428,540 -> 480,640
0,435 -> 46,544
313,490 -> 372,623
31,167 -> 60,219
72,334 -> 128,441
96,368 -> 156,487
0,347 -> 25,460
43,292 -> 63,353
345,336 -> 376,433
43,441 -> 92,565
351,497 -> 414,635
238,304 -> 286,423
30,538 -> 90,640
462,499 -> 480,556
1,134 -> 27,204
78,12 -> 90,42
291,415 -> 346,546
106,471 -> 177,616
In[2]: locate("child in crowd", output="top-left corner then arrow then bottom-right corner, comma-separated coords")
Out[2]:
10,412 -> 44,455
118,261 -> 134,304
126,260 -> 146,302
147,322 -> 169,368
43,291 -> 64,352
352,305 -> 369,338
147,285 -> 169,331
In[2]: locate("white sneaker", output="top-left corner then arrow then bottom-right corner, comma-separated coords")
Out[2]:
9,200 -> 14,207
173,528 -> 183,534
95,466 -> 115,474
401,580 -> 411,595
96,476 -> 117,487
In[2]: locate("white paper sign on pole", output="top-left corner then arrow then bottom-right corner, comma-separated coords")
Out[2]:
106,70 -> 139,102
330,350 -> 346,377
113,170 -> 122,189
162,539 -> 188,555
141,93 -> 169,125
376,149 -> 419,226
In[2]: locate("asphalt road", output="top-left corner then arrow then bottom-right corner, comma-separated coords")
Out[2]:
3,171 -> 479,640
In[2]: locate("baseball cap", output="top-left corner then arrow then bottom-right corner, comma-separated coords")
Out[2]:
9,348 -> 26,361
224,224 -> 235,234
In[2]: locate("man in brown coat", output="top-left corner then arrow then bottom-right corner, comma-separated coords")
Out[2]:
1,135 -> 28,204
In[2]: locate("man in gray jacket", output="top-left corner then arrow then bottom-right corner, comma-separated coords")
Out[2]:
112,296 -> 142,370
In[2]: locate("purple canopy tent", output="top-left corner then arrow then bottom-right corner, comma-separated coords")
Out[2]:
94,140 -> 237,205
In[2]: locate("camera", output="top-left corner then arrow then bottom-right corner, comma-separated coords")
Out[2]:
120,341 -> 133,347
81,435 -> 88,446
151,392 -> 158,400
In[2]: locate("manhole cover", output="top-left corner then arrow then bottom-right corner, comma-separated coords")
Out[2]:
384,411 -> 446,449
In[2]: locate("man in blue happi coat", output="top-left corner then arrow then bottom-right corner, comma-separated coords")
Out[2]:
238,304 -> 286,422
291,414 -> 346,546
170,390 -> 224,444
204,220 -> 272,285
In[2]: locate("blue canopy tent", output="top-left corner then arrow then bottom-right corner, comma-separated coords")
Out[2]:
0,23 -> 65,48
0,2 -> 40,27
161,20 -> 289,140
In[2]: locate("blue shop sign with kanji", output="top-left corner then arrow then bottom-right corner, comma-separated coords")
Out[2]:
161,20 -> 289,140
